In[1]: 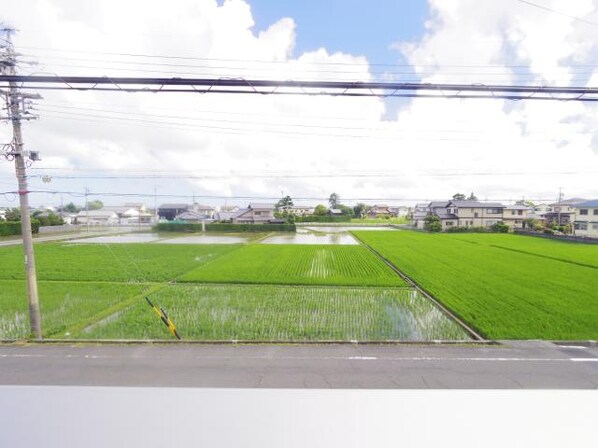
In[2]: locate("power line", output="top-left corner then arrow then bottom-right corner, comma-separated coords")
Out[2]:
3,187 -> 565,203
20,45 -> 598,68
3,75 -> 598,101
515,0 -> 598,27
21,170 -> 598,180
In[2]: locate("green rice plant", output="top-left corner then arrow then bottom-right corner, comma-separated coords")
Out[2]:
0,243 -> 240,282
179,245 -> 406,287
353,230 -> 598,339
80,284 -> 469,341
0,280 -> 146,339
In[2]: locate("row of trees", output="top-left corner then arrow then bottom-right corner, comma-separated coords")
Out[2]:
1,208 -> 65,226
275,193 -> 376,219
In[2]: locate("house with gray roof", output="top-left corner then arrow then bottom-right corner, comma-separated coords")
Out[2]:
572,200 -> 598,238
545,198 -> 587,226
234,203 -> 276,223
502,204 -> 532,229
158,203 -> 189,221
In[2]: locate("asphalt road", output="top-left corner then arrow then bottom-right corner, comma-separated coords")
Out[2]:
1,341 -> 597,388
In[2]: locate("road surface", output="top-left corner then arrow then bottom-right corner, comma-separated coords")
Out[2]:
1,341 -> 597,388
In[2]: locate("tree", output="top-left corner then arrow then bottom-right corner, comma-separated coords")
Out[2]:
452,193 -> 466,200
275,195 -> 294,213
4,208 -> 21,221
328,193 -> 340,209
467,192 -> 478,201
314,204 -> 328,216
88,200 -> 103,210
423,214 -> 442,232
338,204 -> 354,216
515,199 -> 535,207
62,202 -> 79,213
353,203 -> 371,218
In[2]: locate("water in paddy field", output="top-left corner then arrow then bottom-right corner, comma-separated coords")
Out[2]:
156,235 -> 252,244
261,232 -> 359,245
261,225 -> 396,245
69,233 -> 163,244
302,226 -> 398,233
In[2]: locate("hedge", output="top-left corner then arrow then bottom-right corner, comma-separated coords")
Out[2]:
294,215 -> 351,223
155,222 -> 296,232
0,220 -> 40,236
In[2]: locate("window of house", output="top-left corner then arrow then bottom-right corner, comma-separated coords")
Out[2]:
488,208 -> 501,214
575,222 -> 588,230
474,213 -> 479,218
593,223 -> 598,230
445,221 -> 454,226
580,209 -> 588,215
518,210 -> 523,215
593,209 -> 598,215
511,210 -> 516,215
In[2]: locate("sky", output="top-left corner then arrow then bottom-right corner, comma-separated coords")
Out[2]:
1,0 -> 598,209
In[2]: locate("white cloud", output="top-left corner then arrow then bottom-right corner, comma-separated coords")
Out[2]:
1,0 -> 597,208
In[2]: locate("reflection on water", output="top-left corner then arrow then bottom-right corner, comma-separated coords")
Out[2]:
262,232 -> 358,245
158,235 -> 250,244
69,233 -> 162,244
302,226 -> 397,233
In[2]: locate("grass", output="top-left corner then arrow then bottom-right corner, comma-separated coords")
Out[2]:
179,244 -> 407,286
353,230 -> 598,339
80,284 -> 469,341
0,243 -> 239,282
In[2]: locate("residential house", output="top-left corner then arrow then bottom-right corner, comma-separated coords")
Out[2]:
219,205 -> 240,213
75,210 -> 119,225
527,203 -> 550,224
102,205 -> 152,224
544,198 -> 586,226
213,211 -> 239,222
443,200 -> 505,229
289,205 -> 315,216
329,208 -> 343,216
158,203 -> 189,221
191,203 -> 215,218
573,200 -> 598,238
388,206 -> 410,217
502,205 -> 531,229
234,203 -> 276,223
174,210 -> 213,224
412,203 -> 431,229
367,204 -> 395,218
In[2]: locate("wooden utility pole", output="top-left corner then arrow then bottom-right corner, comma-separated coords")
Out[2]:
1,28 -> 42,339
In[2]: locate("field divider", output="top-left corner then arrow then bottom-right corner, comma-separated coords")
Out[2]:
58,246 -> 247,339
351,232 -> 486,341
488,244 -> 598,269
49,282 -> 167,338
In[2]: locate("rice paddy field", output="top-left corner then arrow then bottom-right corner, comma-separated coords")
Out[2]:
179,244 -> 406,286
81,284 -> 469,341
353,231 -> 598,340
1,238 -> 451,341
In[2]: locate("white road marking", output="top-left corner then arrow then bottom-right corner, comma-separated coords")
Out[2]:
1,352 -> 597,363
558,345 -> 588,349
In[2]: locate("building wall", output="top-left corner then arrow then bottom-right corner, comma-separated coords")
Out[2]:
574,206 -> 598,238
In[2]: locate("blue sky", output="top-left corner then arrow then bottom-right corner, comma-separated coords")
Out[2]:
248,0 -> 429,67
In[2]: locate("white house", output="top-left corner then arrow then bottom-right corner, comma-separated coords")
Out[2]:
573,200 -> 598,238
75,210 -> 119,225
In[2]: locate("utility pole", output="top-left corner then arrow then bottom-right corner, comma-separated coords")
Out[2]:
85,187 -> 89,232
1,28 -> 42,339
557,187 -> 563,226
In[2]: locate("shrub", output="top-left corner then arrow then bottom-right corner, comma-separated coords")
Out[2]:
0,220 -> 40,236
